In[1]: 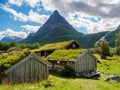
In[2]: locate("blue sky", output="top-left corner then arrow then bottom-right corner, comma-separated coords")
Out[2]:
0,0 -> 120,40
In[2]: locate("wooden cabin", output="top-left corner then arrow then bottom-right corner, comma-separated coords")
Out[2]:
0,53 -> 50,83
46,49 -> 98,77
35,40 -> 80,57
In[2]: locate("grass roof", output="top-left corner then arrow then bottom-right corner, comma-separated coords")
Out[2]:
36,40 -> 78,51
46,49 -> 85,61
0,49 -> 31,72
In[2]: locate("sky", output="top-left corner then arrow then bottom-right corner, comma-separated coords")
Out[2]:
0,0 -> 120,40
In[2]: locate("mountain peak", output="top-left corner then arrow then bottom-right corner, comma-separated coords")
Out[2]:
116,25 -> 120,30
38,10 -> 73,31
22,10 -> 82,44
53,10 -> 59,15
1,36 -> 23,42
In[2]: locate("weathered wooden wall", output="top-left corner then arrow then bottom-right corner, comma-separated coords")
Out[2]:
48,60 -> 75,70
75,52 -> 96,73
4,56 -> 49,83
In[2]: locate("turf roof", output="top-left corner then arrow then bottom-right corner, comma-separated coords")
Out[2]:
37,40 -> 79,51
46,49 -> 85,61
0,49 -> 31,72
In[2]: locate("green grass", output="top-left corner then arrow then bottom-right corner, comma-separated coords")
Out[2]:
95,54 -> 120,75
36,40 -> 77,51
0,75 -> 120,90
0,49 -> 31,72
46,49 -> 85,61
0,54 -> 120,90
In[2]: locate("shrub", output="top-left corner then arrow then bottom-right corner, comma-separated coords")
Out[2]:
59,66 -> 75,78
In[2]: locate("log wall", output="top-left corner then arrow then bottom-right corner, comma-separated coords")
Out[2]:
5,56 -> 48,83
75,52 -> 97,73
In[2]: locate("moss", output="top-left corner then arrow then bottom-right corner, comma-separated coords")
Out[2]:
46,49 -> 85,61
0,49 -> 31,72
35,40 -> 77,52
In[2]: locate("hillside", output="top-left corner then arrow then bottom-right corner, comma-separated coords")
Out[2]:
21,33 -> 35,43
80,31 -> 108,48
105,25 -> 120,47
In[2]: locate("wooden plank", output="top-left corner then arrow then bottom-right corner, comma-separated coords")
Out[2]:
32,58 -> 35,81
4,54 -> 32,74
21,62 -> 24,82
34,59 -> 37,80
25,60 -> 28,81
16,65 -> 19,82
5,54 -> 49,83
4,54 -> 50,74
41,63 -> 43,80
40,62 -> 42,80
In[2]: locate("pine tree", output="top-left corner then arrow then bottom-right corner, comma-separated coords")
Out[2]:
100,39 -> 110,59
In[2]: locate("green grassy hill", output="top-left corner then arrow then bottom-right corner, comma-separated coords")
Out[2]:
0,55 -> 120,90
96,54 -> 120,75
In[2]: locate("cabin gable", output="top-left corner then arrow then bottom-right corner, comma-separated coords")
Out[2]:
65,41 -> 80,49
75,51 -> 97,74
2,54 -> 49,83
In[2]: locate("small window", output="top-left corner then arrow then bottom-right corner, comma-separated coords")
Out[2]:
44,51 -> 47,56
72,44 -> 76,47
57,61 -> 60,64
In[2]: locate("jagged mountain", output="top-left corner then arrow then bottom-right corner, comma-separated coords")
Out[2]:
1,36 -> 23,42
22,10 -> 83,44
105,25 -> 120,47
22,10 -> 119,48
116,25 -> 120,30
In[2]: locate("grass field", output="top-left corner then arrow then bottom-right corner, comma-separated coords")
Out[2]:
0,75 -> 120,90
0,55 -> 120,90
96,54 -> 120,75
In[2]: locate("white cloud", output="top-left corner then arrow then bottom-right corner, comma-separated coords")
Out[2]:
28,10 -> 49,24
8,0 -> 23,7
0,4 -> 49,24
21,24 -> 40,32
25,0 -> 41,7
2,0 -> 120,34
41,0 -> 56,11
100,0 -> 120,4
36,0 -> 120,33
8,0 -> 41,7
0,29 -> 27,40
67,12 -> 120,33
0,4 -> 28,22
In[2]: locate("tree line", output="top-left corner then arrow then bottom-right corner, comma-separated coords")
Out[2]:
0,41 -> 40,51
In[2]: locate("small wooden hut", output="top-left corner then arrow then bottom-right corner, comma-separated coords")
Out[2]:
35,40 -> 80,57
46,49 -> 98,77
0,53 -> 50,83
75,50 -> 98,77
